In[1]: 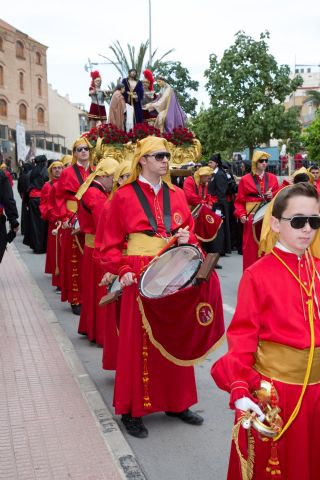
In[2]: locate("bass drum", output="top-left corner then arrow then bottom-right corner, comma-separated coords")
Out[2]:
139,244 -> 202,299
253,202 -> 268,225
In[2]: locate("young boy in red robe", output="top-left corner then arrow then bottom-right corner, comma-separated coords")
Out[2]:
75,157 -> 118,345
40,161 -> 63,289
234,151 -> 278,270
212,182 -> 320,480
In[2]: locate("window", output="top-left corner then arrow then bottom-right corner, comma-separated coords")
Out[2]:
35,52 -> 41,65
37,107 -> 44,124
19,103 -> 27,121
307,68 -> 311,73
19,72 -> 24,91
0,99 -> 7,117
16,41 -> 24,58
0,37 -> 3,51
0,66 -> 3,86
37,77 -> 42,96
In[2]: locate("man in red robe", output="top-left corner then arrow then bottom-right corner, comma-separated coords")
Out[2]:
53,138 -> 93,315
234,151 -> 278,270
211,183 -> 320,480
39,161 -> 63,290
75,157 -> 118,345
98,136 -> 223,438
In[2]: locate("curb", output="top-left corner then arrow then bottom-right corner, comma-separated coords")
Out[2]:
11,244 -> 147,480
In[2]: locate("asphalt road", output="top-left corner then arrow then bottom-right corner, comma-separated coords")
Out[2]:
12,184 -> 243,480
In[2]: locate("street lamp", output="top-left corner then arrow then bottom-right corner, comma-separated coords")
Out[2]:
148,0 -> 152,67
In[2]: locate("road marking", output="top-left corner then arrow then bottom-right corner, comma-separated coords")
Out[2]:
223,303 -> 235,315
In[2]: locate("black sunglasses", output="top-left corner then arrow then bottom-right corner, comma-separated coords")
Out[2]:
75,146 -> 89,152
280,215 -> 320,229
146,152 -> 171,161
258,159 -> 268,164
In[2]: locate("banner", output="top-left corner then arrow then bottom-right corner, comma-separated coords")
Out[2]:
16,121 -> 28,162
138,273 -> 225,366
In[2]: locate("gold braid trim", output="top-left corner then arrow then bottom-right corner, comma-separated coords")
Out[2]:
232,415 -> 255,480
195,219 -> 223,243
137,296 -> 225,366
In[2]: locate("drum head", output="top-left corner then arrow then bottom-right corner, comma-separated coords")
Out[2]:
253,203 -> 268,224
139,245 -> 202,299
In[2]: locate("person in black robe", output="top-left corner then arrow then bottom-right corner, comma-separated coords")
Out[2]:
206,154 -> 232,264
23,155 -> 48,253
0,170 -> 19,262
17,162 -> 33,235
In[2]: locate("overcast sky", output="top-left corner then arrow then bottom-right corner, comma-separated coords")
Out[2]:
2,0 -> 320,110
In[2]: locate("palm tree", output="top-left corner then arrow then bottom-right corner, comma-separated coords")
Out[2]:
304,89 -> 320,107
98,40 -> 174,79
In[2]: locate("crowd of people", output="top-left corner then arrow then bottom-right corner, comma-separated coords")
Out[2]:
1,94 -> 320,478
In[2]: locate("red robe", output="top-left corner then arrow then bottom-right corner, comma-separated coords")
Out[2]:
94,199 -> 120,371
98,180 -> 199,417
40,179 -> 60,286
77,183 -> 109,345
314,178 -> 320,195
234,172 -> 278,270
53,164 -> 91,304
211,247 -> 320,480
182,175 -> 214,206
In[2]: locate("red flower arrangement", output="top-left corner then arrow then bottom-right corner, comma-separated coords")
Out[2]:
128,123 -> 162,140
85,123 -> 129,147
162,127 -> 195,147
84,123 -> 195,147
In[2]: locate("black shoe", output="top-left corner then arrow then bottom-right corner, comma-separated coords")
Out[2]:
71,304 -> 81,316
121,414 -> 148,438
214,264 -> 222,269
55,287 -> 61,294
165,409 -> 204,425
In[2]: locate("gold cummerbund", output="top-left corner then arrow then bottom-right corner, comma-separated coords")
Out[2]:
85,233 -> 95,248
127,233 -> 169,256
254,340 -> 320,385
66,200 -> 78,213
245,201 -> 260,215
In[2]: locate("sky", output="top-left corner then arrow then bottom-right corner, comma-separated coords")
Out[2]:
1,0 -> 320,111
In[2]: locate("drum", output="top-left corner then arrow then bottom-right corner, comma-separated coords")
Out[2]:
139,245 -> 202,299
253,202 -> 268,225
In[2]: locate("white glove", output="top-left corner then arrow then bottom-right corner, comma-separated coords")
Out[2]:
235,397 -> 265,422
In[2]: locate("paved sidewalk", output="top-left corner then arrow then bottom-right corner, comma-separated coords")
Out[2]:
0,246 -> 145,480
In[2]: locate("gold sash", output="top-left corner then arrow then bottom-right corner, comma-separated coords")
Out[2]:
85,233 -> 95,248
245,201 -> 260,215
66,199 -> 78,213
254,340 -> 320,385
127,233 -> 169,256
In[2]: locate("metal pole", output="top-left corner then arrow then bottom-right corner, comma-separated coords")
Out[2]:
148,0 -> 152,66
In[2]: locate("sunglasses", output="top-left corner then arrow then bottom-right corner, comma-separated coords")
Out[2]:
280,215 -> 320,229
258,159 -> 268,164
75,146 -> 89,152
146,152 -> 171,161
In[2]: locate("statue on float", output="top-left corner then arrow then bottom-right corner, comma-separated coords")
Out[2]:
88,70 -> 108,128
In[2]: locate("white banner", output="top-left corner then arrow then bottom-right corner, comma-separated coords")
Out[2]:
16,121 -> 28,162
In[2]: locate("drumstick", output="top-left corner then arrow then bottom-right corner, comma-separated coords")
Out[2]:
52,221 -> 62,236
147,226 -> 190,263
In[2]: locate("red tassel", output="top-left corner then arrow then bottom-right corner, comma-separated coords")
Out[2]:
265,441 -> 281,478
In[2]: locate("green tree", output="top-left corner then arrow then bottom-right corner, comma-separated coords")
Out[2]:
302,111 -> 320,161
153,61 -> 199,116
193,31 -> 303,159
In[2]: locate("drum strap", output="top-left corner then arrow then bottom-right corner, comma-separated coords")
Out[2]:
80,183 -> 105,214
72,164 -> 93,186
251,172 -> 269,198
132,181 -> 172,235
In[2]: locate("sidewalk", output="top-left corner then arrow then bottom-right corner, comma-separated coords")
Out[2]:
0,246 -> 146,480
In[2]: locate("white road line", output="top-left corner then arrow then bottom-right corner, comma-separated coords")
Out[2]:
223,303 -> 235,315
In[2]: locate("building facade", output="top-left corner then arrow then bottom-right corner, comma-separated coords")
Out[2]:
0,18 -> 49,132
285,66 -> 320,127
